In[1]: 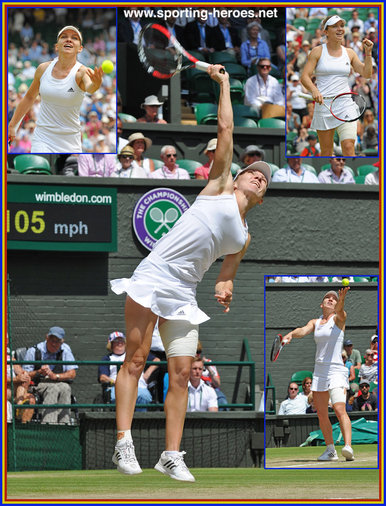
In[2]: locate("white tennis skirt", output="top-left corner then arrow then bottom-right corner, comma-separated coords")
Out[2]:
311,362 -> 349,392
311,103 -> 342,130
110,256 -> 209,325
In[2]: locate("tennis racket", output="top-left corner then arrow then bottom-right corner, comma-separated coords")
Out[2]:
137,23 -> 224,79
299,92 -> 366,122
270,334 -> 286,362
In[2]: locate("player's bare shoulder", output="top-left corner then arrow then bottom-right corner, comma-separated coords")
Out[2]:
35,61 -> 51,79
309,45 -> 323,61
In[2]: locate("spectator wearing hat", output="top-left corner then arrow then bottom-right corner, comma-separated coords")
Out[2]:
272,157 -> 319,183
94,133 -> 111,153
77,153 -> 117,177
358,349 -> 378,384
244,57 -> 284,113
85,110 -> 102,139
114,145 -> 148,178
151,145 -> 190,180
300,134 -> 320,157
370,333 -> 378,362
195,138 -> 217,179
239,145 -> 265,168
128,132 -> 155,175
137,95 -> 167,124
318,158 -> 355,184
22,326 -> 78,424
240,22 -> 270,71
353,379 -> 377,411
343,339 -> 362,370
98,331 -> 157,409
287,73 -> 308,120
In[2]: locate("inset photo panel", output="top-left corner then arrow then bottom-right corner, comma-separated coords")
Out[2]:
264,275 -> 379,474
286,7 -> 378,158
7,7 -> 117,154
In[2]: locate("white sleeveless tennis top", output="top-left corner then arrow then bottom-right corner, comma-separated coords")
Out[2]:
311,44 -> 352,130
32,58 -> 84,152
314,315 -> 345,367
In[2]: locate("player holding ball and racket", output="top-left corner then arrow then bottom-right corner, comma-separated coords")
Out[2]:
300,15 -> 374,156
281,287 -> 355,462
110,64 -> 271,482
8,26 -> 103,153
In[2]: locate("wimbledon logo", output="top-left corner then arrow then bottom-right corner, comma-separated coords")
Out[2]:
133,188 -> 190,251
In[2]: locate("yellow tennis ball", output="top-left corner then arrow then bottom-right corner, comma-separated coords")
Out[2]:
102,60 -> 114,74
342,278 -> 349,286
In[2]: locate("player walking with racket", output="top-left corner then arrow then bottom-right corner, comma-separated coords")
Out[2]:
8,26 -> 103,153
281,287 -> 355,462
300,15 -> 373,156
110,64 -> 271,482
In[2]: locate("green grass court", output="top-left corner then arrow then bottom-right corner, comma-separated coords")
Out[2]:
7,446 -> 380,502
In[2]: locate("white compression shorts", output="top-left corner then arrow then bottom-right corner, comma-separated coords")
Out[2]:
336,121 -> 357,141
329,386 -> 347,405
159,320 -> 199,358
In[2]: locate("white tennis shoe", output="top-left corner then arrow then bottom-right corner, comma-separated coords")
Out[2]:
112,439 -> 142,475
317,448 -> 339,461
154,451 -> 195,482
341,445 -> 355,461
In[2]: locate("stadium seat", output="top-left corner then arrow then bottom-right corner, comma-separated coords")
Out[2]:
187,69 -> 215,102
287,131 -> 297,143
231,162 -> 241,176
301,163 -> 317,175
213,78 -> 244,104
118,113 -> 136,123
176,159 -> 201,178
210,51 -> 238,65
307,19 -> 322,31
233,104 -> 259,121
354,175 -> 366,184
152,159 -> 164,170
357,165 -> 377,176
267,163 -> 280,175
194,103 -> 218,125
233,117 -> 258,128
13,155 -> 52,175
361,149 -> 378,156
370,382 -> 377,393
353,276 -> 369,282
292,18 -> 307,29
257,118 -> 285,129
291,370 -> 313,386
223,63 -> 247,81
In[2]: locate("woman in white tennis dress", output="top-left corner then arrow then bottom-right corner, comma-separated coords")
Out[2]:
282,287 -> 354,462
301,15 -> 374,156
110,65 -> 271,483
8,26 -> 103,153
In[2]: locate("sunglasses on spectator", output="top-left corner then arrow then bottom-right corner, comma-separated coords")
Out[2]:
335,158 -> 346,162
360,384 -> 369,388
120,155 -> 134,159
166,153 -> 177,158
259,64 -> 271,69
289,387 -> 298,391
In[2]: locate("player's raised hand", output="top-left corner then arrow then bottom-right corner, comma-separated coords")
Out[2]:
207,64 -> 228,83
214,289 -> 233,312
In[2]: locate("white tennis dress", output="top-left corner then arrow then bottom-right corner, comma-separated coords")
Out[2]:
311,44 -> 352,131
111,193 -> 248,324
31,58 -> 85,153
311,315 -> 349,392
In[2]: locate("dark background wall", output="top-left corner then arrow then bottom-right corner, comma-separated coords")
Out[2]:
7,176 -> 379,406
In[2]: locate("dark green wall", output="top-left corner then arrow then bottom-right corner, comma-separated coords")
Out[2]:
7,176 -> 379,406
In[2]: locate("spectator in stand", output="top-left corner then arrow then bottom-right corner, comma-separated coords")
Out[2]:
273,157 -> 319,183
353,379 -> 377,411
287,73 -> 308,120
195,138 -> 216,180
360,109 -> 378,140
244,58 -> 284,114
300,134 -> 320,157
358,349 -> 378,384
78,153 -> 116,177
196,340 -> 228,409
240,22 -> 270,72
293,126 -> 309,154
117,116 -> 128,153
278,382 -> 308,415
22,326 -> 78,424
113,145 -> 148,178
318,158 -> 355,184
301,102 -> 315,129
347,10 -> 364,33
117,7 -> 144,44
286,103 -> 301,133
343,339 -> 362,370
159,15 -> 185,44
308,7 -> 328,19
183,9 -> 216,57
137,95 -> 167,124
239,145 -> 265,168
370,333 -> 378,363
210,13 -> 241,56
299,377 -> 312,410
187,358 -> 218,412
150,145 -> 190,180
342,350 -> 356,382
128,132 -> 155,175
364,12 -> 378,32
361,126 -> 378,153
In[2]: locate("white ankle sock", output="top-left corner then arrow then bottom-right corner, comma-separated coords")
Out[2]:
117,430 -> 132,444
327,444 -> 335,451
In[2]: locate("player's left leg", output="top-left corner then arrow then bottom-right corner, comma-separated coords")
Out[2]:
330,387 -> 354,461
337,122 -> 357,156
313,390 -> 338,461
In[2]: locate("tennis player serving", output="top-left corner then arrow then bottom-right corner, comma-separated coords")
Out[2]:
110,64 -> 271,482
301,15 -> 373,156
8,26 -> 103,153
282,287 -> 354,462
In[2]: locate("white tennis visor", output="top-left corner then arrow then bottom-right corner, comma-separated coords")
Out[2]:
57,26 -> 83,43
323,15 -> 345,30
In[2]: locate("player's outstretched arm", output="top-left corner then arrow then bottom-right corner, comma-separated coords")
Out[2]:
300,46 -> 323,104
200,65 -> 233,197
80,66 -> 103,94
335,286 -> 349,328
282,319 -> 316,344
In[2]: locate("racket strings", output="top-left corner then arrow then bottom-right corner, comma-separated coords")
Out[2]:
139,26 -> 181,76
330,93 -> 366,122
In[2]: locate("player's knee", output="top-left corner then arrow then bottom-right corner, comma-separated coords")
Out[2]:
159,320 -> 198,358
329,387 -> 346,406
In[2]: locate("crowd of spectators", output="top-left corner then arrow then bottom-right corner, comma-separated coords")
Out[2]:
266,276 -> 377,283
286,7 -> 379,156
8,8 -> 116,153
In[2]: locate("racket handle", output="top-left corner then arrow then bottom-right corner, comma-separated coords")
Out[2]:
194,61 -> 225,74
299,93 -> 313,100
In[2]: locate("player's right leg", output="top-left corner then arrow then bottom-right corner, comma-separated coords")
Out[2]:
313,390 -> 338,461
317,128 -> 335,156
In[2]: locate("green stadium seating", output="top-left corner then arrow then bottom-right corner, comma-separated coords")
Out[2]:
361,149 -> 378,156
209,51 -> 238,65
357,165 -> 377,176
213,78 -> 244,104
233,104 -> 259,121
354,175 -> 366,184
223,63 -> 247,81
13,155 -> 52,175
176,159 -> 201,178
302,163 -> 317,175
233,117 -> 258,128
353,276 -> 370,282
291,370 -> 313,386
118,113 -> 136,123
152,159 -> 164,170
292,18 -> 307,30
231,162 -> 241,176
194,103 -> 218,125
257,118 -> 285,129
187,69 -> 215,102
267,163 -> 280,175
